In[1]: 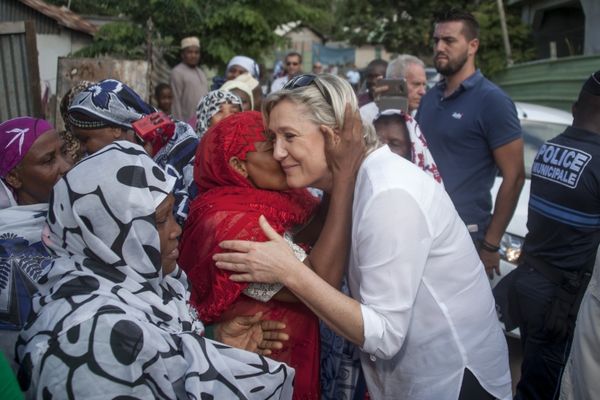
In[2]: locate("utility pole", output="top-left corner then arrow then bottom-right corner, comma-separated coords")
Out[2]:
497,0 -> 514,66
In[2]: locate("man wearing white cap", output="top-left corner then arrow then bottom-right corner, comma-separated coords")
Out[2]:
170,36 -> 208,122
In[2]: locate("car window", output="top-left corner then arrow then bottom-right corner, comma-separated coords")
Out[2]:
522,120 -> 569,178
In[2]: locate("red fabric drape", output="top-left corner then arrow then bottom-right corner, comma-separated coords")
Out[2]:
179,112 -> 321,399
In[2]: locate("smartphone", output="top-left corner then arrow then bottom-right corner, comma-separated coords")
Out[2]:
374,78 -> 408,113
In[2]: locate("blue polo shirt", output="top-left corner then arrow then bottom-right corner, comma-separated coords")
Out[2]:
416,70 -> 521,237
523,126 -> 600,271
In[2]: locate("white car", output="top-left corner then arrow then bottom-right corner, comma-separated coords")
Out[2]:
489,103 -> 572,336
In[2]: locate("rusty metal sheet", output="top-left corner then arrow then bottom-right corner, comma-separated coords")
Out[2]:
55,58 -> 149,130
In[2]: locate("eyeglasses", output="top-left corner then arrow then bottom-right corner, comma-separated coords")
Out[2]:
286,62 -> 299,66
283,74 -> 333,106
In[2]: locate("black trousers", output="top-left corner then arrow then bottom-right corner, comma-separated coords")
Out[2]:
458,368 -> 494,400
512,266 -> 571,400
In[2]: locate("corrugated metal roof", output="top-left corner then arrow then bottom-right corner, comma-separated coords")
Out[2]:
17,0 -> 98,36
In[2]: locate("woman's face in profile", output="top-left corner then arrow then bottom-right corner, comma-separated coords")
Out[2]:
267,100 -> 331,191
244,140 -> 289,191
155,193 -> 181,274
71,125 -> 133,155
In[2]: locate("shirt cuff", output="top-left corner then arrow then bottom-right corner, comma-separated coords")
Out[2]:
359,303 -> 386,358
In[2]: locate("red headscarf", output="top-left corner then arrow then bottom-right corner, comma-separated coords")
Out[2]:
179,111 -> 319,322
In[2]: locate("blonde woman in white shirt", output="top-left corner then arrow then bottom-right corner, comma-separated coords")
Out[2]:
214,73 -> 512,400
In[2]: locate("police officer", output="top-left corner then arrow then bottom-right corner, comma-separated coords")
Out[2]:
504,71 -> 600,400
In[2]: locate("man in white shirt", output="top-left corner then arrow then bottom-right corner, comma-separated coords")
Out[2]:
270,52 -> 303,93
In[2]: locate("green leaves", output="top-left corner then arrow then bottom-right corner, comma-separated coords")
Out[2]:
333,0 -> 535,78
74,22 -> 147,59
54,0 -> 331,70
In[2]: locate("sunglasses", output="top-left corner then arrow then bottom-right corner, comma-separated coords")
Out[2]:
283,74 -> 333,106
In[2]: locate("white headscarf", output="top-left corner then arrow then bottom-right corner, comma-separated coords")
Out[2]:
221,73 -> 258,110
227,55 -> 260,79
17,141 -> 294,399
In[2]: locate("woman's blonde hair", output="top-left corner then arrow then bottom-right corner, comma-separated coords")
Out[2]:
263,74 -> 380,151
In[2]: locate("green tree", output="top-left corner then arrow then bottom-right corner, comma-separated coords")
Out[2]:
332,0 -> 535,78
48,0 -> 332,70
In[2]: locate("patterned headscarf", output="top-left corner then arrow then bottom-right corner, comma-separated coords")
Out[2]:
17,140 -> 294,398
60,80 -> 95,128
374,109 -> 443,184
0,117 -> 54,178
68,79 -> 154,129
227,55 -> 260,79
59,80 -> 95,161
195,90 -> 242,137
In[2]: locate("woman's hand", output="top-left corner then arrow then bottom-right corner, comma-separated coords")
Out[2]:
320,103 -> 366,181
215,311 -> 289,356
214,215 -> 303,285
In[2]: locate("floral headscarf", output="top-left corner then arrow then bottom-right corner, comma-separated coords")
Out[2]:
59,80 -> 95,161
68,79 -> 154,129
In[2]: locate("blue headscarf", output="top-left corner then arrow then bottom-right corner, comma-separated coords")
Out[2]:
68,79 -> 154,129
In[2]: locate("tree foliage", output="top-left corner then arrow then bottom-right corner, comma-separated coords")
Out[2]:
47,0 -> 533,76
331,0 -> 535,77
47,0 -> 332,69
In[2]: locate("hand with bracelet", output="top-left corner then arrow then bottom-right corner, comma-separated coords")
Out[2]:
479,238 -> 501,279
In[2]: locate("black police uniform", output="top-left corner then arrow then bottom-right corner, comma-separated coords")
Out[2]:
513,126 -> 600,400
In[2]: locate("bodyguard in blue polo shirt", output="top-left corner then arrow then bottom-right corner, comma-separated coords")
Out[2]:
417,10 -> 524,279
502,71 -> 600,400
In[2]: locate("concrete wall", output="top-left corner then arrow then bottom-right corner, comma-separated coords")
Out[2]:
36,29 -> 92,94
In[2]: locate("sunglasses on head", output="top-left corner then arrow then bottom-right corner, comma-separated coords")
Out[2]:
283,74 -> 333,106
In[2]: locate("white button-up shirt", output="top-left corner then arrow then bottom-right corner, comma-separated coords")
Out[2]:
348,146 -> 512,400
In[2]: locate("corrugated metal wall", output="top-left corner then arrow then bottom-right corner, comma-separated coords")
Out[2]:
0,0 -> 60,34
0,20 -> 42,121
494,55 -> 600,111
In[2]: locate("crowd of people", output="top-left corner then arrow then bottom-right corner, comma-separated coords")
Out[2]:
1,8 -> 599,400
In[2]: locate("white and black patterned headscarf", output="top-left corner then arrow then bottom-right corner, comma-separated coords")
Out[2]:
195,90 -> 242,137
17,141 -> 294,399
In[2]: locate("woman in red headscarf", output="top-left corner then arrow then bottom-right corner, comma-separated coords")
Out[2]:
179,111 -> 323,398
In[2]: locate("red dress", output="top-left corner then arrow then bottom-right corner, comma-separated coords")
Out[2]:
179,111 -> 321,399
